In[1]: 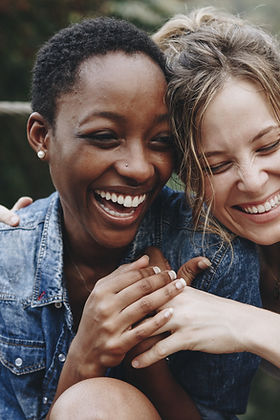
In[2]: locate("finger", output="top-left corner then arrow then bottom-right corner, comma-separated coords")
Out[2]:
131,331 -> 180,368
145,247 -> 171,270
121,277 -> 186,325
118,269 -> 177,307
11,196 -> 33,211
112,255 -> 150,275
123,307 -> 174,351
0,205 -> 20,226
92,264 -> 161,304
104,266 -> 160,294
177,256 -> 211,286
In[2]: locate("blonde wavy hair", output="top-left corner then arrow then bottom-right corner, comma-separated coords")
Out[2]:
153,7 -> 280,241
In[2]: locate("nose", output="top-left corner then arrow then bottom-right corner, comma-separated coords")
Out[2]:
115,144 -> 155,185
236,162 -> 268,193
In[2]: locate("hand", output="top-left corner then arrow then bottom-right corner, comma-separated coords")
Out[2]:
67,255 -> 188,378
145,246 -> 211,285
0,196 -> 33,226
132,287 -> 247,368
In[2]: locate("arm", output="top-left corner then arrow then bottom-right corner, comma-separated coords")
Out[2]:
47,254 -> 207,419
46,255 -> 198,418
0,197 -> 33,226
124,335 -> 201,420
132,287 -> 280,368
132,244 -> 261,418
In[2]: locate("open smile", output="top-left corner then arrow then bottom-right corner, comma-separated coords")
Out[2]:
94,189 -> 147,218
236,192 -> 280,214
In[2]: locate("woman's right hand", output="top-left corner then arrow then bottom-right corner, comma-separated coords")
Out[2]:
0,196 -> 33,226
60,253 -> 207,389
67,255 -> 186,378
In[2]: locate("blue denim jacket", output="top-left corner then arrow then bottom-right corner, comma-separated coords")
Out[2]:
0,187 -> 261,420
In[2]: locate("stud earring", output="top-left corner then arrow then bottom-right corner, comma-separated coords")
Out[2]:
37,150 -> 46,159
125,162 -> 128,167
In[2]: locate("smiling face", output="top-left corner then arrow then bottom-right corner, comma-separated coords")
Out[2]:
200,78 -> 280,245
42,52 -> 173,251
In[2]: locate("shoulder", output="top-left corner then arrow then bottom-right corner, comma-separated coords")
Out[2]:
0,192 -> 61,299
151,185 -> 193,226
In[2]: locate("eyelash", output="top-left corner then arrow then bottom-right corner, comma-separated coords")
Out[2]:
257,138 -> 280,153
205,139 -> 280,175
77,132 -> 172,150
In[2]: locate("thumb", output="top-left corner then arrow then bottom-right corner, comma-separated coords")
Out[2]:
145,246 -> 171,271
178,257 -> 211,286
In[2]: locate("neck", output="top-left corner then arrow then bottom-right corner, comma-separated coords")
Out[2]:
62,223 -> 127,274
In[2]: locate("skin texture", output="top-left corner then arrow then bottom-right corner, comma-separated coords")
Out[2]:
201,78 -> 280,246
29,52 -> 173,255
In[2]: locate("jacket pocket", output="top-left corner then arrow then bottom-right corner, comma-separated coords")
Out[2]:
0,334 -> 46,419
0,334 -> 45,375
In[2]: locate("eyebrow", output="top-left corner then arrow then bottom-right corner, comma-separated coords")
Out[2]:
79,111 -> 169,126
204,124 -> 280,158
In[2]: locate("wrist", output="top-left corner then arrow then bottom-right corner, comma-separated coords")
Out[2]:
67,342 -> 106,379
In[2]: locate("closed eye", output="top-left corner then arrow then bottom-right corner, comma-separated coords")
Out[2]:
257,139 -> 280,154
204,161 -> 233,175
150,134 -> 173,150
77,131 -> 120,148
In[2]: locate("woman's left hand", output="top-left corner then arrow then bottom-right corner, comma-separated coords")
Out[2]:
131,286 -> 249,368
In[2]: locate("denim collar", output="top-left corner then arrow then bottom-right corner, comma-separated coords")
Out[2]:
31,193 -> 65,308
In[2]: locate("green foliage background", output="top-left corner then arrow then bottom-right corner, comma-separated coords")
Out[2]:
1,0 -> 280,418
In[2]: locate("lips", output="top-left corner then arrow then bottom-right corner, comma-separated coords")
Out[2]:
238,192 -> 280,214
94,189 -> 147,218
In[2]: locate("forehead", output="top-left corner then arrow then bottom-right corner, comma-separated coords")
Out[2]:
201,78 -> 276,147
55,51 -> 168,125
76,51 -> 166,95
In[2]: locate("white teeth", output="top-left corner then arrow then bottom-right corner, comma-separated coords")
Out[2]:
242,193 -> 280,214
123,196 -> 132,208
132,196 -> 139,207
95,190 -> 147,210
99,203 -> 134,217
117,195 -> 124,205
264,202 -> 271,211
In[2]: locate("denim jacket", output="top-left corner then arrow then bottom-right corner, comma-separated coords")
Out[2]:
0,187 -> 261,420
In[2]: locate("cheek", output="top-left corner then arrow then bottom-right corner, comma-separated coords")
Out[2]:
154,153 -> 174,183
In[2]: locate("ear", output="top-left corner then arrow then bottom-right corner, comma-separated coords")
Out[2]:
27,112 -> 52,161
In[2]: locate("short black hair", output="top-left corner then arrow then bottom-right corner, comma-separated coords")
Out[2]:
31,17 -> 167,125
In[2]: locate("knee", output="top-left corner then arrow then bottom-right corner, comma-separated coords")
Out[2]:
49,377 -> 161,420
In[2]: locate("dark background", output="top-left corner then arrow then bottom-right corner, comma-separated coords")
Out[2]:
1,1 -> 280,418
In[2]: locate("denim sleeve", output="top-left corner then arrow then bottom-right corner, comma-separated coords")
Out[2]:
167,234 -> 261,415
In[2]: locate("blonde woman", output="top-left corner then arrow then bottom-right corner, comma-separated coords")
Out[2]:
131,8 -> 280,376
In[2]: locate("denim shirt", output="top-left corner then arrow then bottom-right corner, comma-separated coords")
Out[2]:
0,187 -> 261,420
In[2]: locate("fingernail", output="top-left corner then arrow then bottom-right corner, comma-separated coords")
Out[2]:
132,359 -> 140,368
175,278 -> 186,289
164,307 -> 174,318
153,266 -> 161,274
10,215 -> 19,226
198,258 -> 211,269
168,270 -> 177,280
